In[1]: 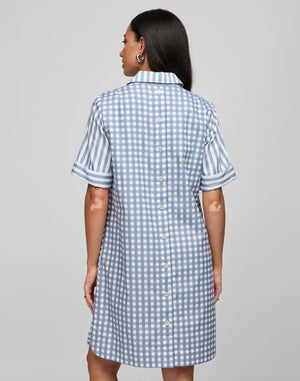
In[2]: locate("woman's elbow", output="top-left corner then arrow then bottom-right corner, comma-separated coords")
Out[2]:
202,187 -> 224,210
85,184 -> 109,211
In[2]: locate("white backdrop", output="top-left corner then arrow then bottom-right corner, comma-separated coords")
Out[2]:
0,0 -> 299,380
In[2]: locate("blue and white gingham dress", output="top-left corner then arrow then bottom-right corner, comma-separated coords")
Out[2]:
70,70 -> 237,368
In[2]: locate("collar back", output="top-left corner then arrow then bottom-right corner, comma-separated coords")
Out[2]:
127,70 -> 183,87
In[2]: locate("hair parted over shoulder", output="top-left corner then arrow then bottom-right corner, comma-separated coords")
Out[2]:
130,8 -> 193,91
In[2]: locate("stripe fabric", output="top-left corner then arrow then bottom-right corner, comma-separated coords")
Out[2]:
200,106 -> 237,191
70,70 -> 237,368
71,101 -> 113,188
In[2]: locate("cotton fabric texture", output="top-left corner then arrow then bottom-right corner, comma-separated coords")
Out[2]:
70,70 -> 237,368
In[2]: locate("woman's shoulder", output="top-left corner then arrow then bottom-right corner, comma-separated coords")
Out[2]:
188,90 -> 216,114
92,85 -> 128,107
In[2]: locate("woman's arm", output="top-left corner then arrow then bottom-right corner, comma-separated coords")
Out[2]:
84,184 -> 109,270
83,184 -> 110,312
202,187 -> 225,302
202,187 -> 225,270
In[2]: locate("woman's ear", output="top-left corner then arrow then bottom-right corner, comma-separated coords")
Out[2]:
139,36 -> 146,53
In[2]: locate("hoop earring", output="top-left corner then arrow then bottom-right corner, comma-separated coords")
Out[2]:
136,53 -> 144,63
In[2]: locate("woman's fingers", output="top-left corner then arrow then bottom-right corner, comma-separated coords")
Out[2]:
215,290 -> 221,303
84,268 -> 97,313
213,269 -> 222,303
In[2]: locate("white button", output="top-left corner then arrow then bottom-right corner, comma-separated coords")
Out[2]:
161,234 -> 166,239
156,117 -> 163,123
159,204 -> 165,210
164,320 -> 170,326
163,262 -> 168,269
164,291 -> 169,297
157,146 -> 163,152
158,176 -> 164,182
156,89 -> 162,94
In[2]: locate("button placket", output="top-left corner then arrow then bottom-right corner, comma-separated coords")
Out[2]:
154,88 -> 172,337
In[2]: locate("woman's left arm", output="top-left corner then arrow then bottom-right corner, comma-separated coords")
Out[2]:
83,184 -> 110,312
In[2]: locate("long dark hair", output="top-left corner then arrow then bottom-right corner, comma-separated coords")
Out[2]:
130,9 -> 193,91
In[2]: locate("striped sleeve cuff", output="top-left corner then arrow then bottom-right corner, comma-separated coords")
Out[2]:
71,161 -> 113,188
199,165 -> 237,191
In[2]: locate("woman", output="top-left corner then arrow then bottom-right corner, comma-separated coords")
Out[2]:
71,8 -> 237,381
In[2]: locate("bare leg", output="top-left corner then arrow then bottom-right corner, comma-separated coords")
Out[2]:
87,345 -> 121,381
161,365 -> 194,381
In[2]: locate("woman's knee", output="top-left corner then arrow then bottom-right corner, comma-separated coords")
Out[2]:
86,345 -> 121,375
161,365 -> 194,381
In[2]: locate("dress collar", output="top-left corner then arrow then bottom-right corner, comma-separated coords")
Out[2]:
126,70 -> 183,87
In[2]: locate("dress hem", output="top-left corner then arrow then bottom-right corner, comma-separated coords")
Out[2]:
87,341 -> 216,368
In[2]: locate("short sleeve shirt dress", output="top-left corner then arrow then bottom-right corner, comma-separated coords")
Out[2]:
70,70 -> 237,368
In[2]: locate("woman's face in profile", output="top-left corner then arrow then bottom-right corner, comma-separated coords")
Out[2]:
120,25 -> 145,76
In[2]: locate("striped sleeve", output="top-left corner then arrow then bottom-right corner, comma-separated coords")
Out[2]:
70,99 -> 113,188
199,105 -> 237,191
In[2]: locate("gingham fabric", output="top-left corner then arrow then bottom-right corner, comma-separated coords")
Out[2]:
70,70 -> 237,368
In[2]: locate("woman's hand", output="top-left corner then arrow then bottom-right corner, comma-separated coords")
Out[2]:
84,267 -> 97,313
213,268 -> 222,303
